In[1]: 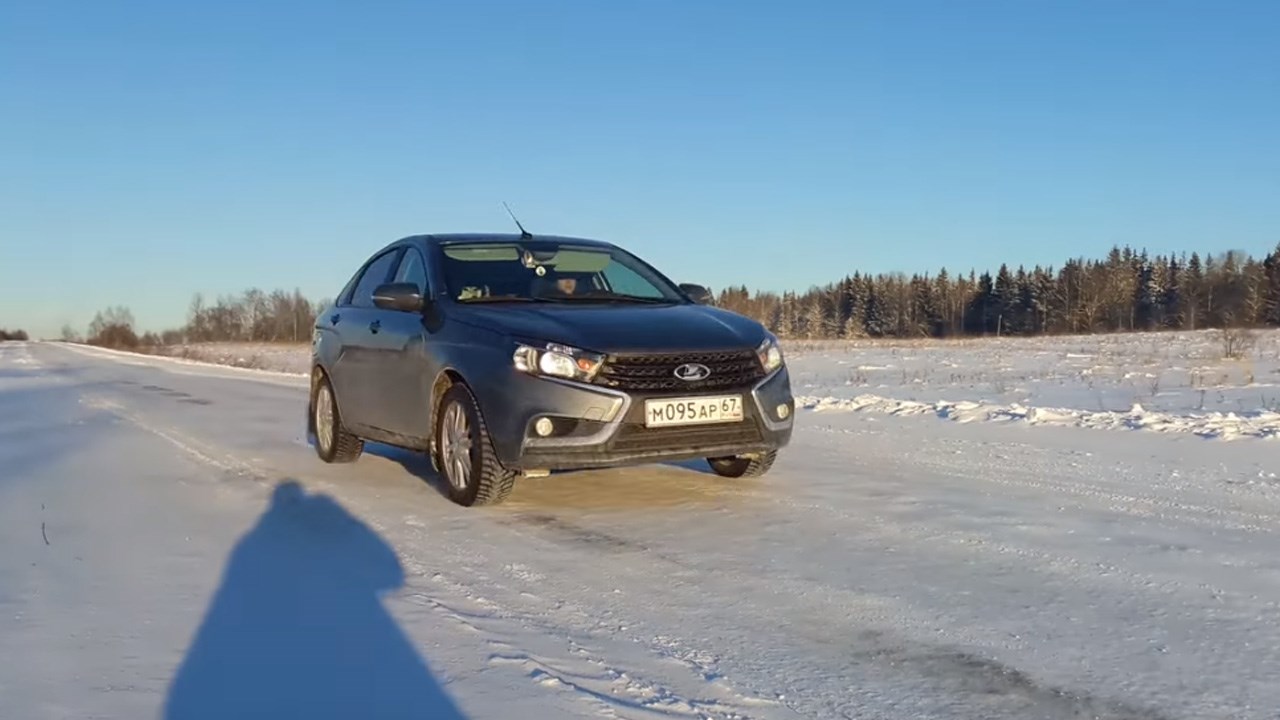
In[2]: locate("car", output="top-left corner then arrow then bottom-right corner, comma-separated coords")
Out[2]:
307,232 -> 794,506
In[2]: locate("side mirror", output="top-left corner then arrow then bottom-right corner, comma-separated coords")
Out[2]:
372,282 -> 425,312
679,283 -> 714,305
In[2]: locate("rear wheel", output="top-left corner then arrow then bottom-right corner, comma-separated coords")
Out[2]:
436,384 -> 517,506
312,374 -> 363,463
707,450 -> 777,478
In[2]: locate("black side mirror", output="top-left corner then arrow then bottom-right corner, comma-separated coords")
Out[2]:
372,282 -> 425,312
679,283 -> 714,305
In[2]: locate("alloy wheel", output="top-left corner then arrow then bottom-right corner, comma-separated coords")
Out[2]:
315,382 -> 334,455
440,402 -> 473,491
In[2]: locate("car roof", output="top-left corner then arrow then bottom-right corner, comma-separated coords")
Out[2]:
394,233 -> 617,251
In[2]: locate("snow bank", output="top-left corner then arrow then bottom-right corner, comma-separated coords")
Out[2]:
797,393 -> 1280,440
58,342 -> 308,384
151,342 -> 312,375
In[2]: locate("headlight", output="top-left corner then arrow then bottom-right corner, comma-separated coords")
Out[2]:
513,342 -> 603,381
756,337 -> 784,373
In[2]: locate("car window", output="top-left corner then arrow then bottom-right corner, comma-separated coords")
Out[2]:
393,248 -> 429,295
337,273 -> 361,307
602,262 -> 666,298
350,250 -> 401,308
439,242 -> 683,303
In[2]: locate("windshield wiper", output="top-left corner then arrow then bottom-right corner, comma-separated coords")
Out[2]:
457,295 -> 545,304
533,292 -> 674,304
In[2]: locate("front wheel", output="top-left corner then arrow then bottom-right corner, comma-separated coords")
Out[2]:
312,374 -> 364,463
436,384 -> 517,506
707,450 -> 778,478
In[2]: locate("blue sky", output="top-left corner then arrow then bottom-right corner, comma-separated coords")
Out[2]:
2,1 -> 1278,338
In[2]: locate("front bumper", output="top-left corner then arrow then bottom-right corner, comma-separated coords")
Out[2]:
485,366 -> 795,471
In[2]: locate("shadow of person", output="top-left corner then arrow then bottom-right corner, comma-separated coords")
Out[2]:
164,480 -> 466,720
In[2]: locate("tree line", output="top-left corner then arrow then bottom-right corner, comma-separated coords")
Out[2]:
0,329 -> 30,341
717,244 -> 1280,339
74,243 -> 1280,348
80,289 -> 324,348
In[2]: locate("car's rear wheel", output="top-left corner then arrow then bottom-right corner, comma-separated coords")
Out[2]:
707,450 -> 777,478
437,384 -> 516,506
312,373 -> 363,463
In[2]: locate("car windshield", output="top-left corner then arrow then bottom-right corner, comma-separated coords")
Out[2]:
439,241 -> 686,304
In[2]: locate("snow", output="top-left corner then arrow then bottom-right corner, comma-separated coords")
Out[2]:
149,342 -> 313,376
3,333 -> 1280,719
798,394 -> 1280,440
785,329 -> 1280,417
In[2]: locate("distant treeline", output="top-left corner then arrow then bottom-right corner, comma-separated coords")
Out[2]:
78,289 -> 325,349
75,243 -> 1280,349
717,244 -> 1280,339
0,329 -> 30,341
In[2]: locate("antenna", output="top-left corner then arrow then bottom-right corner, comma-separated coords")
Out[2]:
503,202 -> 532,239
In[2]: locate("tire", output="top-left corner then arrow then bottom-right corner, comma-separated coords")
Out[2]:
436,383 -> 517,506
312,373 -> 364,463
707,450 -> 778,478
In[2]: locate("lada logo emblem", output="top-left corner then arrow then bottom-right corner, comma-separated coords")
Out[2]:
673,363 -> 712,381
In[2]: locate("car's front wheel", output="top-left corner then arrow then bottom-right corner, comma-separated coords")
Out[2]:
707,450 -> 778,478
436,384 -> 517,506
312,373 -> 364,463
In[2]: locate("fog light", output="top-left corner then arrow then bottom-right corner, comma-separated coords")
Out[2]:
534,417 -> 555,437
776,403 -> 791,420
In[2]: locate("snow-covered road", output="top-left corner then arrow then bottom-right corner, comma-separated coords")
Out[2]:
2,341 -> 1278,719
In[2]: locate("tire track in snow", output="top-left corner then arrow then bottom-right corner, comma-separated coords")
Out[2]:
392,544 -> 794,720
80,395 -> 263,482
484,509 -> 1179,720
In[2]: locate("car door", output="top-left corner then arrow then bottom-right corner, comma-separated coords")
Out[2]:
332,247 -> 402,430
374,245 -> 440,439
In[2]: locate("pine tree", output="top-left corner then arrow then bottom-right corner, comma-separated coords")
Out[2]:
1242,257 -> 1268,326
994,265 -> 1015,335
847,274 -> 869,337
835,277 -> 855,334
1032,266 -> 1058,333
1181,253 -> 1205,330
913,275 -> 943,337
864,286 -> 887,337
1134,257 -> 1158,331
967,272 -> 995,334
1162,256 -> 1182,329
1264,243 -> 1280,326
934,268 -> 955,336
1201,253 -> 1218,326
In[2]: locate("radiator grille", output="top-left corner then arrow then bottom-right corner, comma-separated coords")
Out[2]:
594,349 -> 764,392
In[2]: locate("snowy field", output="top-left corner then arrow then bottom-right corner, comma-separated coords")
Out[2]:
789,329 -> 1280,440
3,333 -> 1280,719
159,329 -> 1280,440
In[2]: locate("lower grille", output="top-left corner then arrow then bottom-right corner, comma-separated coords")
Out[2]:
611,421 -> 764,453
595,349 -> 765,392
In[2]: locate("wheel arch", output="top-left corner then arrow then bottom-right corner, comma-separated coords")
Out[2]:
427,367 -> 469,469
308,363 -> 348,435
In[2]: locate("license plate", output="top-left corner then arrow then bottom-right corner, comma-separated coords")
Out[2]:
644,395 -> 744,428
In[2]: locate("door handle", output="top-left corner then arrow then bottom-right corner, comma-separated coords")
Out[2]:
330,313 -> 340,325
369,319 -> 381,334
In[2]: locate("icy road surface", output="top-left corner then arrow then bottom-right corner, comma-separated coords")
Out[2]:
2,341 -> 1279,719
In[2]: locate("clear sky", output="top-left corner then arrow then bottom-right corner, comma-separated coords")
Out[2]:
2,1 -> 1278,338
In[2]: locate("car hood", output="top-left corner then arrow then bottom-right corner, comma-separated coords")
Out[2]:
454,303 -> 768,353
